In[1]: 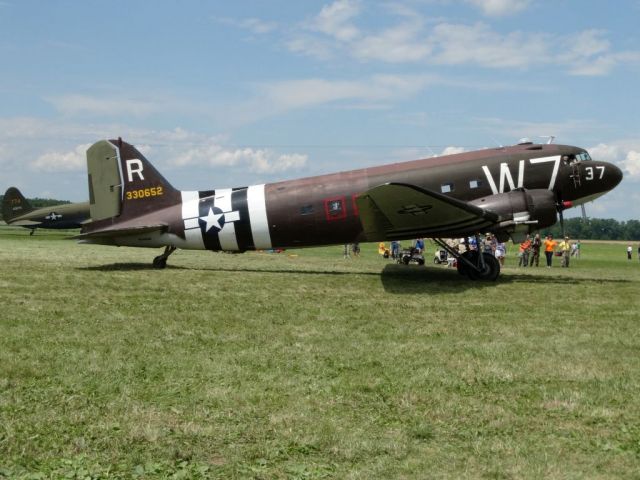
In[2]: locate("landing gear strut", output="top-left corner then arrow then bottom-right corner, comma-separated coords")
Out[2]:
433,237 -> 500,281
152,245 -> 177,269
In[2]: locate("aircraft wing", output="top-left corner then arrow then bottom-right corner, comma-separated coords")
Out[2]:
356,183 -> 499,239
73,224 -> 168,239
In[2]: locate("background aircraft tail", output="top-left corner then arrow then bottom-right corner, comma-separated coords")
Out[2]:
86,138 -> 181,223
2,187 -> 33,222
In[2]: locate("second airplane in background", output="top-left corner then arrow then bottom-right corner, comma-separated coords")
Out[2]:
2,187 -> 90,234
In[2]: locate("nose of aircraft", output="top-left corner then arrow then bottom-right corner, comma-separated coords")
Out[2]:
604,161 -> 624,190
567,160 -> 624,204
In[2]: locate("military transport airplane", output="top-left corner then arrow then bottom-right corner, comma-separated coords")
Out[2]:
2,187 -> 90,234
76,138 -> 622,280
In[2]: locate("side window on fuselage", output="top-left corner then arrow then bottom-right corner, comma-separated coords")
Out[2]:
441,182 -> 454,194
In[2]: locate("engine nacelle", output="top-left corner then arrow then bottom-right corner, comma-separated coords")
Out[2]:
470,189 -> 557,241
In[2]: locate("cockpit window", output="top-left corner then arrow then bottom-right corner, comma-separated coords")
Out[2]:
561,152 -> 591,165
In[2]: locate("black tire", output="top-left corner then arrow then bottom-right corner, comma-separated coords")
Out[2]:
467,252 -> 500,281
152,256 -> 167,269
457,251 -> 477,276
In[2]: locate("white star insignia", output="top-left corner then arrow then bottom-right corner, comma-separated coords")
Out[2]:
200,207 -> 224,232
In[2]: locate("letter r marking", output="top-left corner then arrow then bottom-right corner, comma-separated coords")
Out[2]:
126,159 -> 145,182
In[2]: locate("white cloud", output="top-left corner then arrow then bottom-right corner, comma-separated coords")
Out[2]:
46,94 -> 162,117
588,143 -> 620,164
31,143 -> 91,172
353,18 -> 432,63
311,0 -> 361,41
466,0 -> 532,16
256,74 -> 437,112
588,142 -> 640,180
214,16 -> 277,34
173,138 -> 307,174
622,151 -> 640,177
429,22 -> 549,68
284,3 -> 639,76
440,146 -> 466,156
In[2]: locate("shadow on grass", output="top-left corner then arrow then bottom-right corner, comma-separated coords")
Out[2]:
380,264 -> 498,293
80,263 -> 188,271
503,272 -> 632,285
79,262 -> 380,274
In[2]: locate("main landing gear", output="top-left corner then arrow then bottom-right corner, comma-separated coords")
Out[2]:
433,237 -> 500,281
152,245 -> 177,269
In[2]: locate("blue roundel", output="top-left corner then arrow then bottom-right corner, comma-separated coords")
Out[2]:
198,199 -> 225,234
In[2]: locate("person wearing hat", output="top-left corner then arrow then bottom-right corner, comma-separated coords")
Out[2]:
558,236 -> 572,268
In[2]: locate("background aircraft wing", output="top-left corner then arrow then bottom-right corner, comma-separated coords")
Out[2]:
356,183 -> 499,239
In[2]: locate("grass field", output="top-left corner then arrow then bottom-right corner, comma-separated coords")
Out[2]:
1,226 -> 640,479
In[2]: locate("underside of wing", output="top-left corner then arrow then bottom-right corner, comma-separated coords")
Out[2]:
73,224 -> 167,240
356,183 -> 498,239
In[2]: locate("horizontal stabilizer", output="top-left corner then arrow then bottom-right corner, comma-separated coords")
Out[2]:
7,219 -> 41,226
74,224 -> 167,239
356,183 -> 499,239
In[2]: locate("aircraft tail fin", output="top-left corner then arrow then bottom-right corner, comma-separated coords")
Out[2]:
2,187 -> 33,223
86,138 -> 181,223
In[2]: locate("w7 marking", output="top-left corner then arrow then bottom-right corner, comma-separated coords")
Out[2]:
482,156 -> 561,194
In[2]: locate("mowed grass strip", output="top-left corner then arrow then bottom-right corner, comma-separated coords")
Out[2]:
1,227 -> 640,479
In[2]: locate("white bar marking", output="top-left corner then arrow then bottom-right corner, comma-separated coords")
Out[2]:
181,191 -> 204,249
215,189 -> 239,251
247,184 -> 272,249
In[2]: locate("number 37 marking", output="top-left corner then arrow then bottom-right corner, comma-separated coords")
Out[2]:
585,166 -> 605,181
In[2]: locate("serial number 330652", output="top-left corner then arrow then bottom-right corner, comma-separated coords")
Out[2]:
126,186 -> 164,200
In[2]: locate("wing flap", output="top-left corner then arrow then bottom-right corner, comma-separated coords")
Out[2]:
356,183 -> 498,239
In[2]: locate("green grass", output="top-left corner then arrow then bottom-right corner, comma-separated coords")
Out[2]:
1,226 -> 640,479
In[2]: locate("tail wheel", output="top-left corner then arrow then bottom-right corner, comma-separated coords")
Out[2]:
152,256 -> 167,269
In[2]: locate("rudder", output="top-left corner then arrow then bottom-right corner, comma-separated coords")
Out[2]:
2,187 -> 33,222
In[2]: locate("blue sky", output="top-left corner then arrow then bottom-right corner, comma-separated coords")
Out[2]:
1,0 -> 639,220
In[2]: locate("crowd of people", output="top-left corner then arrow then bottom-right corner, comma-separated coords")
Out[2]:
370,233 -> 588,269
359,235 -> 640,268
455,232 -> 583,268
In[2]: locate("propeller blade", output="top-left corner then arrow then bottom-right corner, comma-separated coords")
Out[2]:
581,204 -> 587,222
559,208 -> 565,238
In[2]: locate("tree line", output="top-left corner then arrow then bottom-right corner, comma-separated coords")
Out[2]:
545,217 -> 640,241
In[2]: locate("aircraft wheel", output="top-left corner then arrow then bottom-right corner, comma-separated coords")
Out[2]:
467,253 -> 500,281
457,251 -> 476,276
152,256 -> 167,269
